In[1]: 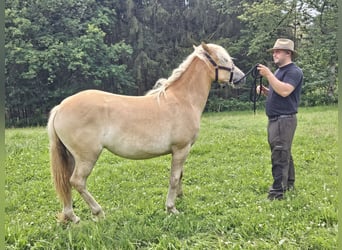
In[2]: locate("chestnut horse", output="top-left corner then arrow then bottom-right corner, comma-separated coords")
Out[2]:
47,42 -> 244,223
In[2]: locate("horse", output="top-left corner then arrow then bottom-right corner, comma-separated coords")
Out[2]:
47,42 -> 245,223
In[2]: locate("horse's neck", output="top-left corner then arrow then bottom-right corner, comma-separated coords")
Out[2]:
169,58 -> 212,113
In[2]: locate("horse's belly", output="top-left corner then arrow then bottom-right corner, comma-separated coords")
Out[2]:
105,144 -> 171,160
103,136 -> 172,160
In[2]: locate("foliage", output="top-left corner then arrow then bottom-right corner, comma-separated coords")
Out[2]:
5,0 -> 338,127
5,0 -> 134,127
205,97 -> 263,112
5,106 -> 337,249
237,0 -> 338,106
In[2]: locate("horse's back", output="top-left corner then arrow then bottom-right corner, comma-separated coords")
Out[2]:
50,89 -> 182,159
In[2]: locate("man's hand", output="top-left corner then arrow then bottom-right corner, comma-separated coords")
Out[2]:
256,85 -> 269,96
257,64 -> 272,78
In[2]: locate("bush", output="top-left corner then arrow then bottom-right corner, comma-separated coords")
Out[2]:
205,97 -> 265,112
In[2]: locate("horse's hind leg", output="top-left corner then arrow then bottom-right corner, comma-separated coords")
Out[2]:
177,171 -> 184,197
57,152 -> 80,223
70,157 -> 105,220
61,199 -> 80,223
166,145 -> 191,214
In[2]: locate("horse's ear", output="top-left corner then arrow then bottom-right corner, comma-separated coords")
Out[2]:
201,42 -> 210,53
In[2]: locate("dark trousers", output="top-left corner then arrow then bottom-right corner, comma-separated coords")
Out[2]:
267,115 -> 297,195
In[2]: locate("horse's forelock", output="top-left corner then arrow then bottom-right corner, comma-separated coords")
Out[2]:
197,43 -> 233,66
209,44 -> 232,65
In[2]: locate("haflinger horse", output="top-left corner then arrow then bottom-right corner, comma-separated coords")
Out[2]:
47,42 -> 245,223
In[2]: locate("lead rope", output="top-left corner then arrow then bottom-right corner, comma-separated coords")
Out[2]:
233,64 -> 263,115
249,65 -> 263,115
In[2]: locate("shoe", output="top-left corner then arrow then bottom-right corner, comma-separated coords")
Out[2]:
267,192 -> 284,200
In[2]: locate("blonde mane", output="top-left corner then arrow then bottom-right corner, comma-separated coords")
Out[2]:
145,45 -> 213,97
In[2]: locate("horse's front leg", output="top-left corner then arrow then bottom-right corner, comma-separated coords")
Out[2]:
166,145 -> 191,214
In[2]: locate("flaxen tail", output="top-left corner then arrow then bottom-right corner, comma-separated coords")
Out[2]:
47,106 -> 74,206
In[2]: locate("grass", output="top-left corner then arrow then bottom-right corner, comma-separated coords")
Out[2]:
5,106 -> 337,249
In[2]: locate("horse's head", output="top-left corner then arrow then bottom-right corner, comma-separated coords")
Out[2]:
197,42 -> 245,86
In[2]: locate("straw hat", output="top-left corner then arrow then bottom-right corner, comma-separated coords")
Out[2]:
267,38 -> 297,56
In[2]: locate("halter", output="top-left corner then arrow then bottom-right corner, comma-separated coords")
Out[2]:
204,53 -> 263,114
204,52 -> 235,83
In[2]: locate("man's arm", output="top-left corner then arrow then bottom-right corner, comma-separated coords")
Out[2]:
257,64 -> 294,97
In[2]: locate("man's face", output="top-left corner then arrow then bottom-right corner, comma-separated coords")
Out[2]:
272,49 -> 291,67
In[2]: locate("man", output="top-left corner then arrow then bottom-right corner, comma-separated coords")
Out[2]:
257,38 -> 304,200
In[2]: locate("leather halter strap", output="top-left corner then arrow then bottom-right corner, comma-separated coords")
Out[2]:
204,52 -> 234,83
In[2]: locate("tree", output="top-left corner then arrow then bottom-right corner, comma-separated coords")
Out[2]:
237,0 -> 338,105
298,0 -> 338,105
5,0 -> 338,126
5,0 -> 133,126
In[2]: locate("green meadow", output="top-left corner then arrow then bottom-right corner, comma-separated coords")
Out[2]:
5,106 -> 337,249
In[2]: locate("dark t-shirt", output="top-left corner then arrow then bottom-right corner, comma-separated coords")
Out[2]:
265,63 -> 303,117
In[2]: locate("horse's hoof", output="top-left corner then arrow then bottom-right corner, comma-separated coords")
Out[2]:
72,216 -> 81,224
92,210 -> 105,222
56,213 -> 80,224
167,207 -> 180,214
56,212 -> 67,223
